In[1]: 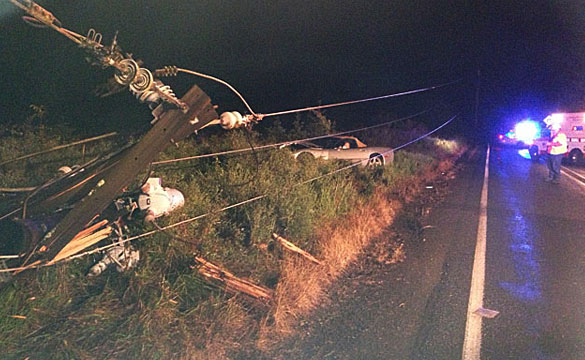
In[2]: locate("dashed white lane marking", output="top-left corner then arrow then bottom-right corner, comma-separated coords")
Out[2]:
462,146 -> 490,360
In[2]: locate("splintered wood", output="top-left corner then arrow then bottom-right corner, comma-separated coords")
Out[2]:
272,233 -> 322,265
49,221 -> 112,264
194,256 -> 273,302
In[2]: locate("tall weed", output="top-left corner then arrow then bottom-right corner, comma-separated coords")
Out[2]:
0,116 -> 465,358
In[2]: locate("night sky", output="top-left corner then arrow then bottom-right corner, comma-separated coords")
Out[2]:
1,0 -> 585,136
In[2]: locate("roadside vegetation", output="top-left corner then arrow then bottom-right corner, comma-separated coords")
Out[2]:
0,109 -> 464,359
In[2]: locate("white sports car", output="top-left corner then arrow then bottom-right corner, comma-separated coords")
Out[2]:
292,136 -> 394,167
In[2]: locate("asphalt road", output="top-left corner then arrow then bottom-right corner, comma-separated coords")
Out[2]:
273,145 -> 585,360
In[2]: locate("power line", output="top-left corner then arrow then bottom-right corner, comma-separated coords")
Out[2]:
177,67 -> 461,120
0,132 -> 119,167
62,114 -> 459,265
152,110 -> 429,166
177,68 -> 258,116
260,81 -> 462,118
0,113 -> 457,273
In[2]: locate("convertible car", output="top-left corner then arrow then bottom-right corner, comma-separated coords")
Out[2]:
291,136 -> 394,167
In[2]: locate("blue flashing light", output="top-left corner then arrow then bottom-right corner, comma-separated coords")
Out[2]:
514,120 -> 541,144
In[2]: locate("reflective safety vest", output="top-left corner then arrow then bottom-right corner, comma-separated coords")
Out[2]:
549,132 -> 568,155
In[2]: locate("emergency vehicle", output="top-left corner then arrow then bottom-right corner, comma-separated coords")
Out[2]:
528,112 -> 585,164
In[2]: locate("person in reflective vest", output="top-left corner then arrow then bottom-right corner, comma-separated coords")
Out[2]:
545,123 -> 568,184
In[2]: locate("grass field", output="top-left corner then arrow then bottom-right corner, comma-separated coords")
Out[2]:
0,112 -> 464,359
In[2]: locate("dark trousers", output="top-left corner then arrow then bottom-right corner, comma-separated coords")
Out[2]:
546,153 -> 563,180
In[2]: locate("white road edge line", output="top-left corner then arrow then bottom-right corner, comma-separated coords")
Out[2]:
462,145 -> 490,360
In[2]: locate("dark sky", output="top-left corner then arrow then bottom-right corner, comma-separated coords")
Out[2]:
1,0 -> 585,135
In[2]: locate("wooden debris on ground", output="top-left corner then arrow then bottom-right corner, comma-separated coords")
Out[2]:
49,220 -> 112,264
272,233 -> 322,265
194,256 -> 273,302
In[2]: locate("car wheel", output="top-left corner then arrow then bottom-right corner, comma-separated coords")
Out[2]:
529,146 -> 539,162
368,154 -> 384,167
296,152 -> 315,164
569,149 -> 583,165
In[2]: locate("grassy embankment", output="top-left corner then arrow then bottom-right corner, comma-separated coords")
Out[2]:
0,112 -> 464,359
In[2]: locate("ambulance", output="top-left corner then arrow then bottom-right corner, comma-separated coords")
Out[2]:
528,112 -> 585,164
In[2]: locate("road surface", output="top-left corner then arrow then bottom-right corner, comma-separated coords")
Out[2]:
274,145 -> 585,360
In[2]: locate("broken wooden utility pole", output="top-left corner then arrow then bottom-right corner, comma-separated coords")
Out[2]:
38,85 -> 218,264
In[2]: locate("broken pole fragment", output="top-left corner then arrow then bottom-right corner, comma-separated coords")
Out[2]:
49,226 -> 112,264
194,256 -> 273,302
272,233 -> 322,265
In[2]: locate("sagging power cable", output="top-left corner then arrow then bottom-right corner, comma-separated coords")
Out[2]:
152,220 -> 201,250
172,66 -> 461,121
0,113 -> 457,273
0,132 -> 118,167
63,114 -> 458,264
168,68 -> 258,117
260,81 -> 461,119
293,115 -> 458,187
152,109 -> 429,166
7,1 -> 460,129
